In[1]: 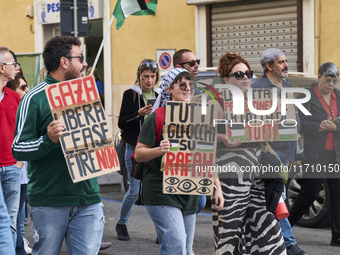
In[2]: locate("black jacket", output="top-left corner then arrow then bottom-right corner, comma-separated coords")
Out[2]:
298,84 -> 340,162
118,87 -> 158,146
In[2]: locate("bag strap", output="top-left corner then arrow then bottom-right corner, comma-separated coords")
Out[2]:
154,107 -> 165,145
130,107 -> 165,160
259,142 -> 266,152
132,90 -> 136,108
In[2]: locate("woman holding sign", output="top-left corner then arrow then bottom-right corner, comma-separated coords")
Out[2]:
116,59 -> 160,241
135,68 -> 224,255
212,52 -> 285,254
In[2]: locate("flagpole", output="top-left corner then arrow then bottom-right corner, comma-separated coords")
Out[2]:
90,14 -> 115,76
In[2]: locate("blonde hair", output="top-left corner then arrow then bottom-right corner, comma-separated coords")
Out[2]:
133,59 -> 159,88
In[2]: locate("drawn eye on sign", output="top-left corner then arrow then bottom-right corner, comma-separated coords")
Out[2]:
165,186 -> 177,193
164,177 -> 180,185
198,179 -> 213,186
177,179 -> 197,193
197,187 -> 211,194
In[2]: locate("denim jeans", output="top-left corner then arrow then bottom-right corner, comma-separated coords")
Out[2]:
16,183 -> 28,255
118,143 -> 141,225
0,181 -> 15,255
15,229 -> 26,255
274,153 -> 296,248
146,205 -> 196,255
18,184 -> 27,237
197,195 -> 206,214
0,165 -> 22,247
30,203 -> 104,255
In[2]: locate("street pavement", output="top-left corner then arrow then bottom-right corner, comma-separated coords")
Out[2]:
23,188 -> 340,255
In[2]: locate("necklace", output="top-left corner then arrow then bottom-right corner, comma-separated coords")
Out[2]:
317,86 -> 334,118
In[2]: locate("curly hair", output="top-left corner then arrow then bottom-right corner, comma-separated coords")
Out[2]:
43,36 -> 81,72
217,52 -> 250,78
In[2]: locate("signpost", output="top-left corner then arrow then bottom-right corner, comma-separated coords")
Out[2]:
60,0 -> 89,37
156,49 -> 176,73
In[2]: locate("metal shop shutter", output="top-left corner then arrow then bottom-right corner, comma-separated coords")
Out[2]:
211,0 -> 298,72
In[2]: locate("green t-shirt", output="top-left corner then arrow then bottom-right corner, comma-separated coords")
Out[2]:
138,111 -> 199,214
142,90 -> 155,106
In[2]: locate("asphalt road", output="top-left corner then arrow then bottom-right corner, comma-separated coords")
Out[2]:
23,188 -> 340,255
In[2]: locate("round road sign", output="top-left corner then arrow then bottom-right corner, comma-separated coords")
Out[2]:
159,52 -> 171,69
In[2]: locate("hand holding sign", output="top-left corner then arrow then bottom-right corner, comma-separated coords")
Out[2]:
218,134 -> 241,148
47,120 -> 66,143
160,139 -> 171,154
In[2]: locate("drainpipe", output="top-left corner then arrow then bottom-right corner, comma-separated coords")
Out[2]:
314,0 -> 320,74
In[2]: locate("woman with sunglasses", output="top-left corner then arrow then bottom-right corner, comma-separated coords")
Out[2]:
6,75 -> 28,99
116,59 -> 160,241
135,68 -> 223,255
212,52 -> 285,254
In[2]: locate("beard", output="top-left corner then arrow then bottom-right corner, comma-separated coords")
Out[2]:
65,66 -> 82,81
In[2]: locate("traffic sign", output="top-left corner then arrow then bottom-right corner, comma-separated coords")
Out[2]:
156,49 -> 176,72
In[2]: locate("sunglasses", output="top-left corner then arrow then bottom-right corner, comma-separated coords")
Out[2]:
2,61 -> 20,68
324,78 -> 339,84
65,54 -> 84,63
19,84 -> 28,91
140,61 -> 158,69
172,82 -> 190,91
180,59 -> 200,67
227,70 -> 253,80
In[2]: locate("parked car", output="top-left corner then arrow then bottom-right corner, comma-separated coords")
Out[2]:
161,67 -> 330,227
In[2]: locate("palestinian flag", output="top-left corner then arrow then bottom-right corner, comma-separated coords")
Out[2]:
113,0 -> 158,30
169,139 -> 179,152
196,142 -> 215,152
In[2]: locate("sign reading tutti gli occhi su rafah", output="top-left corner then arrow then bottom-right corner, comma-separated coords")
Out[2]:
161,101 -> 218,196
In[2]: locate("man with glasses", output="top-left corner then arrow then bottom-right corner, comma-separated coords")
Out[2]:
0,47 -> 22,253
253,48 -> 308,255
173,49 -> 200,78
12,36 -> 104,255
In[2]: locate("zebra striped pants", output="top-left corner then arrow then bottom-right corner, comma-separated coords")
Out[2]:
212,148 -> 286,255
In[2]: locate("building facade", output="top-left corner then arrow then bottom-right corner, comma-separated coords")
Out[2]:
1,0 -> 340,131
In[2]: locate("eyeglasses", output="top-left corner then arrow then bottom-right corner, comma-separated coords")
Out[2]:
2,61 -> 20,68
324,77 -> 339,84
65,55 -> 84,63
227,70 -> 253,80
172,82 -> 190,91
19,84 -> 28,91
180,59 -> 200,67
140,61 -> 158,69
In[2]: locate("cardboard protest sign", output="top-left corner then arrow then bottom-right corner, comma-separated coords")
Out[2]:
223,88 -> 297,142
161,101 -> 218,195
45,76 -> 119,183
